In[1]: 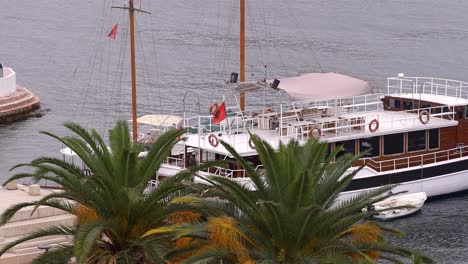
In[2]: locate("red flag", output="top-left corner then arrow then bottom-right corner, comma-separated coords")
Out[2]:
213,102 -> 227,124
108,24 -> 118,40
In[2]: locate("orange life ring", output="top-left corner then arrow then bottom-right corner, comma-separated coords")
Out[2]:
308,128 -> 322,139
209,103 -> 219,115
369,119 -> 379,133
264,108 -> 273,113
419,110 -> 430,124
208,134 -> 219,147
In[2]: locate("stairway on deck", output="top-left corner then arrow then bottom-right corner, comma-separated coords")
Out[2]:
0,203 -> 75,264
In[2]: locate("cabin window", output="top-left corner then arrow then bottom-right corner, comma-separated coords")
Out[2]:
388,99 -> 400,109
428,129 -> 440,149
335,140 -> 356,158
359,137 -> 380,158
408,130 -> 426,152
383,133 -> 404,155
464,106 -> 468,119
403,101 -> 413,110
421,103 -> 431,109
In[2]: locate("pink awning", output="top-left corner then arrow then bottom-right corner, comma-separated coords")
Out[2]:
277,72 -> 370,100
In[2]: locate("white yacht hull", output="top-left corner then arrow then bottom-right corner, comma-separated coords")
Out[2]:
340,166 -> 468,202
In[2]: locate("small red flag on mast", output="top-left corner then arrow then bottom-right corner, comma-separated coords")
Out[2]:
108,24 -> 118,40
213,102 -> 227,124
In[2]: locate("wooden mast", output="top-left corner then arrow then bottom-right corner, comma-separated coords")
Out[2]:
239,0 -> 245,112
112,2 -> 150,142
129,0 -> 138,142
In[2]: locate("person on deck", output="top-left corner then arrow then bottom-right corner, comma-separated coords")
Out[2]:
144,133 -> 153,151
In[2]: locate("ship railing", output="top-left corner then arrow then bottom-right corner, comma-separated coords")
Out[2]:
208,164 -> 264,179
183,110 -> 261,136
387,76 -> 468,100
291,93 -> 384,114
280,105 -> 454,141
366,145 -> 468,172
162,157 -> 183,167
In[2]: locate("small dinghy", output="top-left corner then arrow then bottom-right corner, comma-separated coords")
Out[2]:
364,192 -> 427,221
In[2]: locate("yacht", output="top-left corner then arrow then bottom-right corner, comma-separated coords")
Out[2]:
152,72 -> 468,199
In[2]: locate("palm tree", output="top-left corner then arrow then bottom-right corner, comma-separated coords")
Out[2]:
0,121 -> 205,263
152,135 -> 434,264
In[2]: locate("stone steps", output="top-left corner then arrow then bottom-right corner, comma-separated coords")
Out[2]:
0,86 -> 41,123
0,94 -> 36,113
8,206 -> 68,223
0,214 -> 75,238
0,235 -> 68,251
0,188 -> 73,264
0,251 -> 42,264
0,88 -> 30,105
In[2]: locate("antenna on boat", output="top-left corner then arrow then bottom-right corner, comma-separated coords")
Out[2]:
112,1 -> 151,142
239,0 -> 246,112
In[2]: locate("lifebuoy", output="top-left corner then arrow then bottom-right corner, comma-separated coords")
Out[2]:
419,110 -> 430,124
264,108 -> 273,113
308,128 -> 322,139
209,103 -> 219,115
208,134 -> 219,147
369,119 -> 379,133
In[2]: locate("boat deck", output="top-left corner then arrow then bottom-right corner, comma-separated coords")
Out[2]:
185,108 -> 457,156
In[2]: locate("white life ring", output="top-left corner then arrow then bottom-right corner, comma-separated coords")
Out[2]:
419,110 -> 430,124
369,119 -> 379,133
208,134 -> 219,147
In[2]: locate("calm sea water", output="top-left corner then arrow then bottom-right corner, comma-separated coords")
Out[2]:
1,0 -> 468,262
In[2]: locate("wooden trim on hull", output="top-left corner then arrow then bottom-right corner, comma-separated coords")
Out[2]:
346,157 -> 468,191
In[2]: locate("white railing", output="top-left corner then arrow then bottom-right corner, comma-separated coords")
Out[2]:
280,105 -> 454,141
0,67 -> 17,97
163,157 -> 183,167
387,76 -> 468,100
291,93 -> 384,114
208,164 -> 264,178
209,166 -> 246,178
366,145 -> 468,172
184,112 -> 256,136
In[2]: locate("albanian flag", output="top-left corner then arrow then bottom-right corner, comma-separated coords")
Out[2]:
213,102 -> 227,124
108,24 -> 118,40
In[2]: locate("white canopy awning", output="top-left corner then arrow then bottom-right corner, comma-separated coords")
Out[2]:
275,72 -> 370,100
132,114 -> 182,127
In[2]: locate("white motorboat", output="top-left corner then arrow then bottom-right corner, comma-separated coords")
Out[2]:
365,192 -> 427,221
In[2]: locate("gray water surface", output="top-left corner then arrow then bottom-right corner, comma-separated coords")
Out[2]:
1,0 -> 468,262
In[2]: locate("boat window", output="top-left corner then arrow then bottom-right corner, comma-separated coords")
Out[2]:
465,106 -> 468,119
335,140 -> 356,158
388,99 -> 400,109
359,137 -> 380,158
403,101 -> 413,110
383,133 -> 404,155
421,103 -> 431,109
408,130 -> 426,152
428,129 -> 439,149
